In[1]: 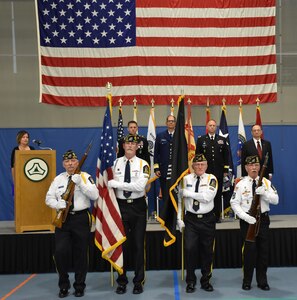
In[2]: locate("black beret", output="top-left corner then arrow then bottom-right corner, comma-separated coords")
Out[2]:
193,153 -> 207,163
124,134 -> 139,143
245,155 -> 260,165
63,150 -> 78,160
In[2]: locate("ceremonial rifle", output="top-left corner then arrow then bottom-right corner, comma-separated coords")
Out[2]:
245,153 -> 269,242
52,142 -> 92,228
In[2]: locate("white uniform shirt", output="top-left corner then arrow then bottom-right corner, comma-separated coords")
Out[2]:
46,172 -> 99,211
113,155 -> 149,199
181,173 -> 218,214
230,176 -> 278,217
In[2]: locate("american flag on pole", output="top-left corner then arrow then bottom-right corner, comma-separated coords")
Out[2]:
94,99 -> 126,274
36,0 -> 277,106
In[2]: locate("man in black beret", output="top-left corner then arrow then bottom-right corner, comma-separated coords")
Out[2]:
108,134 -> 150,295
46,150 -> 99,298
177,153 -> 218,294
231,155 -> 278,291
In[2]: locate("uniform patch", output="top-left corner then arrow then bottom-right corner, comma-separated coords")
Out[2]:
143,164 -> 150,175
186,184 -> 192,187
232,192 -> 236,199
209,178 -> 217,188
88,176 -> 95,184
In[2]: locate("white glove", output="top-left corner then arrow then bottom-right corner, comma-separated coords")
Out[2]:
182,189 -> 191,198
255,185 -> 266,195
108,179 -> 122,189
177,219 -> 185,232
56,199 -> 66,210
71,174 -> 82,185
243,214 -> 256,224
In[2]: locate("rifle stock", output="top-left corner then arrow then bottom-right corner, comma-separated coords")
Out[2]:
245,153 -> 269,242
52,142 -> 93,228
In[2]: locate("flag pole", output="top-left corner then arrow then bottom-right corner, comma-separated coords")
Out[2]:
105,82 -> 115,287
170,98 -> 175,115
221,98 -> 226,220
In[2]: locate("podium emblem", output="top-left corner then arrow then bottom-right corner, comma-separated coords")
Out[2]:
24,158 -> 49,182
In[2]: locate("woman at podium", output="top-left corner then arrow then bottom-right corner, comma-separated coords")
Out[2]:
11,130 -> 34,182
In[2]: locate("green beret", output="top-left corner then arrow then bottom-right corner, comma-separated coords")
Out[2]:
193,153 -> 207,163
63,150 -> 78,160
245,155 -> 260,165
124,134 -> 139,143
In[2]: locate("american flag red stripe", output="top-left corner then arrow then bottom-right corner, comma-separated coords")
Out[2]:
94,101 -> 126,273
37,0 -> 277,106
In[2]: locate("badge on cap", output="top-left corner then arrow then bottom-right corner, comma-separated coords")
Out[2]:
124,134 -> 139,143
245,155 -> 260,165
63,150 -> 78,160
193,153 -> 207,163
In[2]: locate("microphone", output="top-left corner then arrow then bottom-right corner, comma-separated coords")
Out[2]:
32,139 -> 42,146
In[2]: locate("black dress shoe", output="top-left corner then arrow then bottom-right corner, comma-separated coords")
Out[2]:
242,283 -> 251,290
116,284 -> 127,294
257,283 -> 270,291
74,289 -> 84,297
186,283 -> 195,293
58,288 -> 69,298
201,283 -> 214,292
133,283 -> 143,294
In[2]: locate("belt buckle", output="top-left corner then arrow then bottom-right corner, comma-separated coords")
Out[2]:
127,199 -> 133,203
197,214 -> 203,219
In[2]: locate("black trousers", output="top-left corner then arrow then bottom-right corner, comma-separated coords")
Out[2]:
184,211 -> 216,286
213,175 -> 223,221
117,197 -> 147,286
240,213 -> 270,285
54,210 -> 91,291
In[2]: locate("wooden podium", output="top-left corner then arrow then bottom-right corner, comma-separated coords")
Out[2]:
14,150 -> 56,233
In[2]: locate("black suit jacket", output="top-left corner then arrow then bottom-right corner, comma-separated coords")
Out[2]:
195,134 -> 229,178
241,139 -> 274,178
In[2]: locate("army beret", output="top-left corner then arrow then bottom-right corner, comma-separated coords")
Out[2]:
63,150 -> 78,160
124,134 -> 139,143
193,153 -> 207,163
245,155 -> 260,165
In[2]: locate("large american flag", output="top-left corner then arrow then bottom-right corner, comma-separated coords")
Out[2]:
36,0 -> 277,106
94,100 -> 126,274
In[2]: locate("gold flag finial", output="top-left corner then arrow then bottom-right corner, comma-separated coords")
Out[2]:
106,82 -> 112,94
239,98 -> 243,107
133,97 -> 137,108
118,98 -> 123,108
256,97 -> 260,106
151,98 -> 155,108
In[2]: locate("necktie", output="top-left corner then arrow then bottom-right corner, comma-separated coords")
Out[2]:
192,176 -> 200,212
211,136 -> 214,140
123,160 -> 132,198
68,175 -> 74,211
252,179 -> 257,196
257,141 -> 262,159
169,133 -> 173,140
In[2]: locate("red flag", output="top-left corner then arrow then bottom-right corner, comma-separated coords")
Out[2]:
205,99 -> 211,133
185,101 -> 196,170
256,99 -> 264,139
36,0 -> 277,106
94,99 -> 126,274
